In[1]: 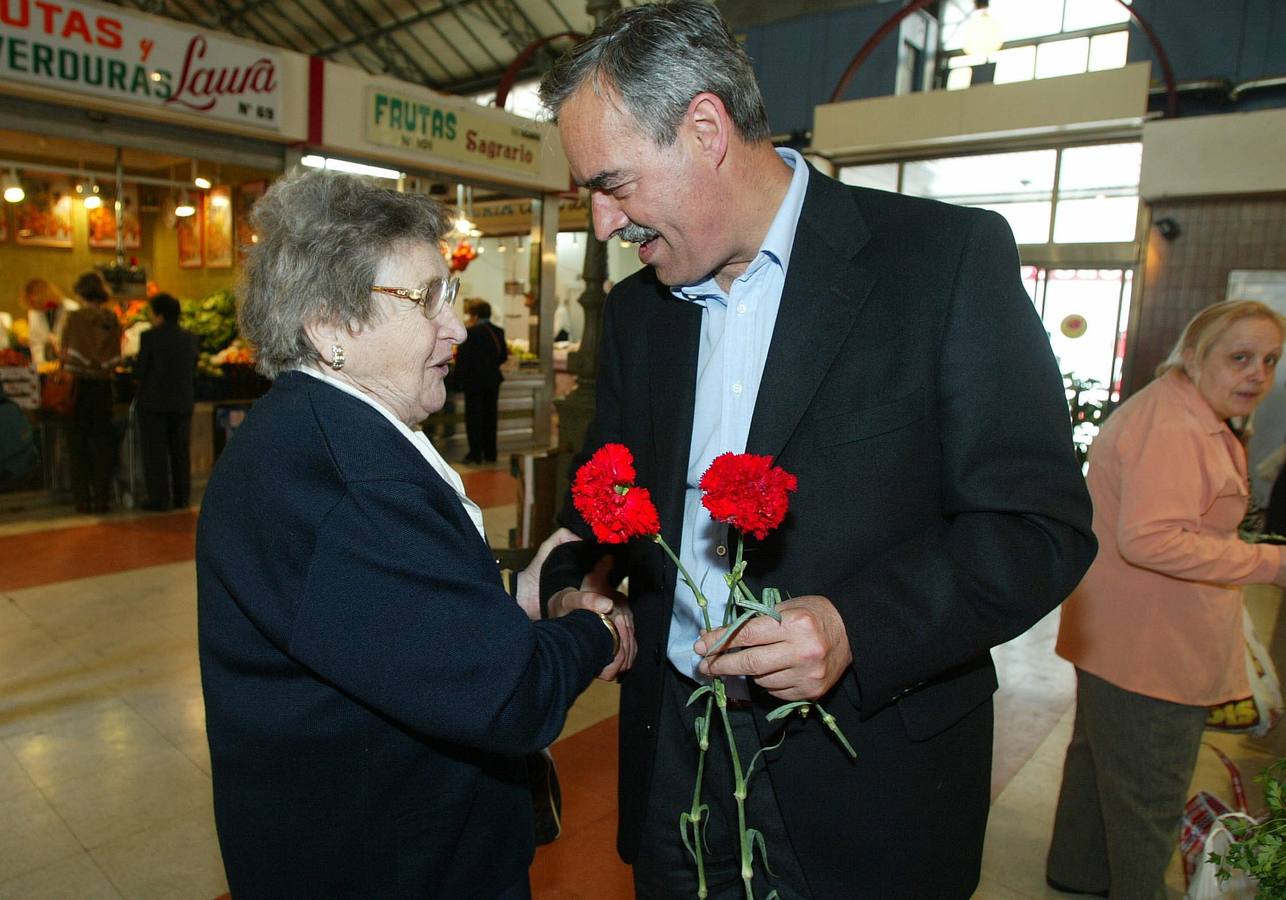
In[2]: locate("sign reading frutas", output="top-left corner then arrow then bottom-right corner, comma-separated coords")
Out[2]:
0,0 -> 280,130
367,88 -> 542,176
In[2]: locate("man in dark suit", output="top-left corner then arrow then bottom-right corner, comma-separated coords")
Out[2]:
455,298 -> 508,463
134,292 -> 198,511
536,3 -> 1097,898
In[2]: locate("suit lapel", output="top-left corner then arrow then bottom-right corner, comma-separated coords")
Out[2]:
747,170 -> 878,460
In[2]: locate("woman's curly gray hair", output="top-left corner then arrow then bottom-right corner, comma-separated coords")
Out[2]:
238,168 -> 451,377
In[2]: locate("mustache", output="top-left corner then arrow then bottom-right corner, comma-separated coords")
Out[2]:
614,222 -> 660,244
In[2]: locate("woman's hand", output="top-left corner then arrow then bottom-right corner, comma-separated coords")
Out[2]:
513,527 -> 582,620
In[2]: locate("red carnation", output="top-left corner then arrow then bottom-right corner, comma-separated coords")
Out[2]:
699,452 -> 797,540
572,443 -> 660,544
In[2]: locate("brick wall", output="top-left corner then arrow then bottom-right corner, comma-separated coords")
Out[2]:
1124,194 -> 1286,398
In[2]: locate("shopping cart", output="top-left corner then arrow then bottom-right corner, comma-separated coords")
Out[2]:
114,401 -> 145,509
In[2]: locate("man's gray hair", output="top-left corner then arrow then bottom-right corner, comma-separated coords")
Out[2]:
538,0 -> 770,145
238,168 -> 450,377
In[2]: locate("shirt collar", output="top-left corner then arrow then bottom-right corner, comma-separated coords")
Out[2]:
673,147 -> 810,302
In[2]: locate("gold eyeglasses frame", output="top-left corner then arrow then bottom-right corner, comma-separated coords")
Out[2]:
371,276 -> 460,319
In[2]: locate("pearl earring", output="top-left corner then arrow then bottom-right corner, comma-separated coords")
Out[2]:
329,344 -> 346,371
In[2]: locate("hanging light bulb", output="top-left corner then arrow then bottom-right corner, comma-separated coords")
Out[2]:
83,178 -> 103,210
192,159 -> 211,190
2,169 -> 23,203
452,183 -> 475,235
961,0 -> 1004,57
175,189 -> 196,218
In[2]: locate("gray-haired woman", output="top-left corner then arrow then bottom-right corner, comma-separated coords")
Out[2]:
196,168 -> 634,898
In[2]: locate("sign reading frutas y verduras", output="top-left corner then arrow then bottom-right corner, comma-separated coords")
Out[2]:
366,88 -> 541,176
0,0 -> 280,130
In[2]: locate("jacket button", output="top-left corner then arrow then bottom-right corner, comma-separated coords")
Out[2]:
715,544 -> 727,557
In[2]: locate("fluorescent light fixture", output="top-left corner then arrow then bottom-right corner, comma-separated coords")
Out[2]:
175,190 -> 196,218
2,169 -> 23,203
301,154 -> 402,181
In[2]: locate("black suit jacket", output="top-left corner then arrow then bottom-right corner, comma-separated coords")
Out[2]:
455,320 -> 508,390
546,169 -> 1096,897
134,322 -> 198,413
196,371 -> 612,898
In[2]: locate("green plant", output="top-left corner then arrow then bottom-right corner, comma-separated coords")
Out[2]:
1064,374 -> 1107,466
181,289 -> 239,354
1212,758 -> 1286,896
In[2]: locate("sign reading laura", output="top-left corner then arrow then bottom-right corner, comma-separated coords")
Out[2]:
0,0 -> 280,130
367,88 -> 542,176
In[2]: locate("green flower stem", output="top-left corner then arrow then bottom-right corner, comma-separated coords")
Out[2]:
653,534 -> 714,632
713,678 -> 755,899
685,693 -> 714,899
813,702 -> 857,759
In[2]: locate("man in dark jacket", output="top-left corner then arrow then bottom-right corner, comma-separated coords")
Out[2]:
535,3 -> 1097,898
454,298 -> 508,464
135,292 -> 198,510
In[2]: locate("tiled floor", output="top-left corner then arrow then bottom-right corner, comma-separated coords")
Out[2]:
0,469 -> 1281,898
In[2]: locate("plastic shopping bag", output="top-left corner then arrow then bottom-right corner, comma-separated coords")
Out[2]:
1206,608 -> 1283,737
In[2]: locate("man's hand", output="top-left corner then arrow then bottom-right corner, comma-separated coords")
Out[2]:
547,584 -> 637,681
694,595 -> 851,701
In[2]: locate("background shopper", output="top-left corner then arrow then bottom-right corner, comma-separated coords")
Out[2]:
60,272 -> 121,514
134,292 -> 198,511
1048,300 -> 1286,899
455,298 -> 508,464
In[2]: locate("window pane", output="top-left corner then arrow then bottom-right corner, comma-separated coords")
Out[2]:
1021,265 -> 1045,313
993,45 -> 1036,84
1063,0 -> 1131,31
991,0 -> 1064,42
940,0 -> 974,51
903,149 -> 1056,203
1058,143 -> 1141,194
977,201 -> 1052,244
1043,268 -> 1123,388
1053,196 -> 1139,242
1088,30 -> 1129,71
1036,37 -> 1089,79
946,66 -> 973,91
839,163 -> 899,193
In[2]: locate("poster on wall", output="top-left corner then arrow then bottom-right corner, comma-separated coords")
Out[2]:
177,205 -> 203,269
87,185 -> 142,250
15,175 -> 73,248
203,186 -> 233,268
235,180 -> 266,255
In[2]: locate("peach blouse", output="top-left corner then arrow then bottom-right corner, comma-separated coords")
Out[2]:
1056,369 -> 1283,706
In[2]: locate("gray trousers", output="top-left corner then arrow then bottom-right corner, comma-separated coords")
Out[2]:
1047,668 -> 1208,900
633,666 -> 811,900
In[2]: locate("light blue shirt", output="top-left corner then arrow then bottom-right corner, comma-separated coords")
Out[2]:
667,148 -> 810,682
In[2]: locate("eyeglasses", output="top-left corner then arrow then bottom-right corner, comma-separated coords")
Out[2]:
371,276 -> 460,319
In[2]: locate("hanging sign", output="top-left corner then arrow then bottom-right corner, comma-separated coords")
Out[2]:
1061,314 -> 1088,338
0,0 -> 281,130
366,88 -> 542,177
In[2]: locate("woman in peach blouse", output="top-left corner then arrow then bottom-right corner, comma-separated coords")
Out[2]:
1047,300 -> 1286,899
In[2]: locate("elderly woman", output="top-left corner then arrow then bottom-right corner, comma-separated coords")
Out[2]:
196,169 -> 632,898
1047,300 -> 1286,899
60,272 -> 121,513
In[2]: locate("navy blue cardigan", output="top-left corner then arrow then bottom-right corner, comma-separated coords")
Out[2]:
197,371 -> 611,898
